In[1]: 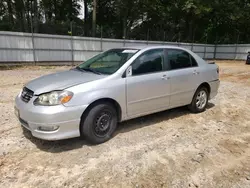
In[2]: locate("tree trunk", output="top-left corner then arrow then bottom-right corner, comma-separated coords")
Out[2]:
6,0 -> 14,27
14,0 -> 28,32
25,0 -> 31,32
33,0 -> 39,33
92,0 -> 97,37
123,17 -> 127,39
84,0 -> 89,36
53,0 -> 58,22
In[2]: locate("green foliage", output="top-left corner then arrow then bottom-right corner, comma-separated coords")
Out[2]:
0,0 -> 250,43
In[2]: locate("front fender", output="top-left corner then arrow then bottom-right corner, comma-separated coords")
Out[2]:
63,79 -> 127,119
65,88 -> 124,106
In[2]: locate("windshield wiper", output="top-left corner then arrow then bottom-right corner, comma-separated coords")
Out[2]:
76,67 -> 102,75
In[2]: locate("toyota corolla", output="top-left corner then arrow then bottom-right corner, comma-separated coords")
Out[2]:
15,46 -> 220,144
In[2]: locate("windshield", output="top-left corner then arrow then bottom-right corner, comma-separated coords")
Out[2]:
77,48 -> 139,75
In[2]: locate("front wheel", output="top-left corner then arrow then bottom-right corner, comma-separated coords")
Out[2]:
80,102 -> 118,144
188,87 -> 208,113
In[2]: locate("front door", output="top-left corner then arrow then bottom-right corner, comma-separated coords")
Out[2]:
126,49 -> 171,117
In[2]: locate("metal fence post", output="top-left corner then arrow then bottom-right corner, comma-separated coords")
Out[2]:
203,35 -> 208,59
213,44 -> 217,60
178,32 -> 181,46
162,31 -> 166,45
203,45 -> 206,59
191,33 -> 194,51
31,31 -> 36,65
30,13 -> 36,65
234,33 -> 240,60
101,26 -> 103,51
213,34 -> 218,59
123,35 -> 126,47
234,44 -> 238,60
123,26 -> 126,47
70,22 -> 74,66
147,29 -> 149,45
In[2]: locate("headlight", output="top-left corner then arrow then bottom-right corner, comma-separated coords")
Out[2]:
34,91 -> 73,106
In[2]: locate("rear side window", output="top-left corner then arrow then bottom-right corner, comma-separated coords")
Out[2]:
167,49 -> 197,70
132,49 -> 164,76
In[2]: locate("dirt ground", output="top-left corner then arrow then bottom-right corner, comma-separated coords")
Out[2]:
0,61 -> 250,188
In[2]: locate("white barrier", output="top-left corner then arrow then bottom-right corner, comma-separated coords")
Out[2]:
0,31 -> 248,63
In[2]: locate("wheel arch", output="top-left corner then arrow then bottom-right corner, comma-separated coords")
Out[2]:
196,82 -> 211,97
79,98 -> 122,136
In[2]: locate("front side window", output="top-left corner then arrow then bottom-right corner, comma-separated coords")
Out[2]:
77,49 -> 138,75
132,49 -> 164,76
167,49 -> 192,70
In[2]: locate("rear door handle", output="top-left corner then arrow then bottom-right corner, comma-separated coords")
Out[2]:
162,75 -> 170,80
193,70 -> 200,75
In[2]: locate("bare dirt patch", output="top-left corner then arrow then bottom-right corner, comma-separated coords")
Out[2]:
217,61 -> 250,85
0,61 -> 250,188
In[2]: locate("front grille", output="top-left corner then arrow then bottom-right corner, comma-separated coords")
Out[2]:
21,87 -> 34,103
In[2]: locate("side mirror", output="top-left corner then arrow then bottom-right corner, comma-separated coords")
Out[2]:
126,66 -> 132,77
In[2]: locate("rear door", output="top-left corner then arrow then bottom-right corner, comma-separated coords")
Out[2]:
165,49 -> 200,107
126,49 -> 171,117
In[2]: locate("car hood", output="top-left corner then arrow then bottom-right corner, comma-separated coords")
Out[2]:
25,69 -> 107,95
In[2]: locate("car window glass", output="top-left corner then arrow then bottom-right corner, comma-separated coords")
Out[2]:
78,49 -> 138,75
89,53 -> 121,69
167,49 -> 192,70
190,55 -> 198,67
132,49 -> 164,76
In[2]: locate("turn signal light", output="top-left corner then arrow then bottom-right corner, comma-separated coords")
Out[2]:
61,95 -> 73,104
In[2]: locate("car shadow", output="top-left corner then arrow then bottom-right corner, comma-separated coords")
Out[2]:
23,103 -> 215,153
115,102 -> 214,134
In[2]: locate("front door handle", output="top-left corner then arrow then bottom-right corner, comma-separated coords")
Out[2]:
162,75 -> 170,80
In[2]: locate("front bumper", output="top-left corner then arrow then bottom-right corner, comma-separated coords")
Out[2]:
15,94 -> 88,140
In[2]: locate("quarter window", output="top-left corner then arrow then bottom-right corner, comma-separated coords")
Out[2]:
132,49 -> 164,76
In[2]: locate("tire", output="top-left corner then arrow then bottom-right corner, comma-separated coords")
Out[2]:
188,87 -> 209,113
80,102 -> 118,144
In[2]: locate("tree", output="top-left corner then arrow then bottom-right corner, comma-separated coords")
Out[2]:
0,0 -> 250,43
92,0 -> 96,36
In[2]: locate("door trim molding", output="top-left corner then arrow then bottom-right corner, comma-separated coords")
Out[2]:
128,93 -> 171,105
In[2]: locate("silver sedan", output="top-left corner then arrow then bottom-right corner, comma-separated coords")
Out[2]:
15,46 -> 220,144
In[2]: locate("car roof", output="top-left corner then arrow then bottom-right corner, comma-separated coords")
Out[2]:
118,45 -> 188,51
118,45 -> 206,66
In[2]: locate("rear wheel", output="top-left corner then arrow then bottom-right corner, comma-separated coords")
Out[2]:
188,87 -> 208,113
80,102 -> 117,144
